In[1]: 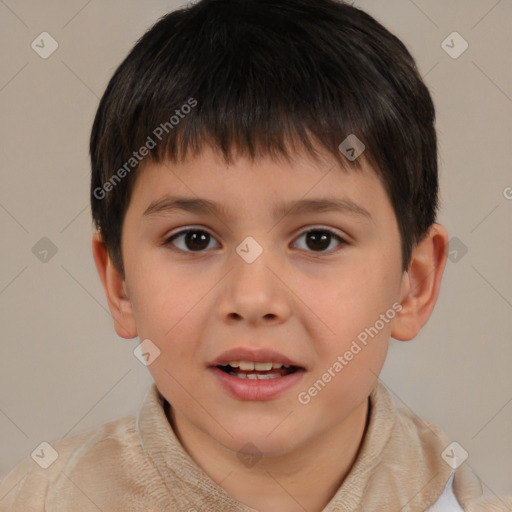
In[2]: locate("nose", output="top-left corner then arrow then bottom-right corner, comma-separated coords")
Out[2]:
217,243 -> 292,326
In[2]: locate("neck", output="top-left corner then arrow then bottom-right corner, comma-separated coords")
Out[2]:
166,398 -> 370,512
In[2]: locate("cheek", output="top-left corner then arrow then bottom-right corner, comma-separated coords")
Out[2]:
302,275 -> 394,413
126,261 -> 214,362
305,256 -> 399,361
125,254 -> 194,335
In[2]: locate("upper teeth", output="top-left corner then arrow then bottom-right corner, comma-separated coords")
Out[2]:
228,361 -> 291,371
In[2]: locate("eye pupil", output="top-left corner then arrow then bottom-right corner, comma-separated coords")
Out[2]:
186,231 -> 209,251
306,231 -> 331,251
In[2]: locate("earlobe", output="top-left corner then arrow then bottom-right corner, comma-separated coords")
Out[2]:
91,230 -> 138,339
391,223 -> 449,341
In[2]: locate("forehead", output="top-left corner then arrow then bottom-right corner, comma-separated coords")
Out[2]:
129,143 -> 390,223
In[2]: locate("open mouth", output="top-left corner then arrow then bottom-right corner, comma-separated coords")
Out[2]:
211,358 -> 305,400
216,361 -> 300,380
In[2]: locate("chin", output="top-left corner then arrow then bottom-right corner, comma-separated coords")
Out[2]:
207,415 -> 307,458
220,434 -> 300,461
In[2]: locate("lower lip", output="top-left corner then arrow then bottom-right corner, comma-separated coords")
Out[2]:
209,367 -> 305,401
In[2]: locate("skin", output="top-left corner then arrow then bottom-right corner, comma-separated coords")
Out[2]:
93,143 -> 449,512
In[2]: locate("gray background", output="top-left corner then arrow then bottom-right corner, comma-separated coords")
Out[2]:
1,0 -> 511,500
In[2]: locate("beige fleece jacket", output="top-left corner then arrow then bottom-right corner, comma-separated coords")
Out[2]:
0,382 -> 510,511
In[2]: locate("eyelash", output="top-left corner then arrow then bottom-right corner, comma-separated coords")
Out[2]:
163,226 -> 347,255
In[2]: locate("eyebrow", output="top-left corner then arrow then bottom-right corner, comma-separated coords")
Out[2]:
143,195 -> 373,222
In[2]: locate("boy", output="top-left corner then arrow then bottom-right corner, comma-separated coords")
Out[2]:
1,0 -> 510,510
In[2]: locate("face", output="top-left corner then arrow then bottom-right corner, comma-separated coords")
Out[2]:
119,145 -> 408,456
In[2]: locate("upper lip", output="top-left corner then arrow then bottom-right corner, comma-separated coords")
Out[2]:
209,347 -> 304,369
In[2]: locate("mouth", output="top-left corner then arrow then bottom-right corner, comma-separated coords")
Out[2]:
208,349 -> 306,401
216,361 -> 300,380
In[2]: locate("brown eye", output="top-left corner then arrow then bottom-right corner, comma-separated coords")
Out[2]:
293,229 -> 345,253
166,229 -> 220,252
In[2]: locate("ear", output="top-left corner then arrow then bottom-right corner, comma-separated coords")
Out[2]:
92,230 -> 138,339
391,223 -> 449,341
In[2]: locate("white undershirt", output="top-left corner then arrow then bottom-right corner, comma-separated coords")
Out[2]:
426,473 -> 466,511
